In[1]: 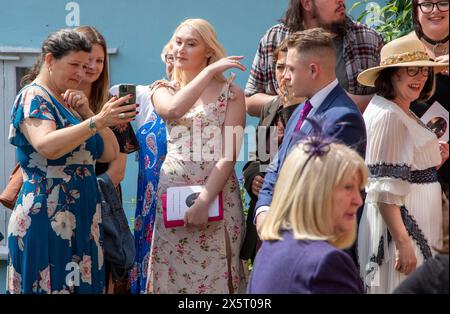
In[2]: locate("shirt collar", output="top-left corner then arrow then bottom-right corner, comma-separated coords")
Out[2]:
308,79 -> 339,110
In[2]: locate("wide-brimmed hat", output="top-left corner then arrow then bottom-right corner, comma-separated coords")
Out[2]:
357,36 -> 449,87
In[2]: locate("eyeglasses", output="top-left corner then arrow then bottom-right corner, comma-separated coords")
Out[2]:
165,54 -> 174,64
406,66 -> 432,77
418,1 -> 449,13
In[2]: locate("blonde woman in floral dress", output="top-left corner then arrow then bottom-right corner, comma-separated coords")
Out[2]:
146,18 -> 247,294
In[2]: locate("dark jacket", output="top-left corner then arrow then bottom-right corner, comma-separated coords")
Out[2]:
256,84 -> 366,211
241,96 -> 299,261
97,173 -> 135,280
393,254 -> 449,294
248,230 -> 364,294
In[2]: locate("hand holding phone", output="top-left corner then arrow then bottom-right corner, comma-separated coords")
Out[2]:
118,84 -> 136,106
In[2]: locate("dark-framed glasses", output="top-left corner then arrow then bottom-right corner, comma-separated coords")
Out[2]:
165,54 -> 174,64
418,1 -> 449,13
406,66 -> 432,77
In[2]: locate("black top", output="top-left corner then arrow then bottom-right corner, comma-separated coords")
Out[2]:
95,123 -> 139,177
240,96 -> 300,261
393,254 -> 449,294
411,74 -> 449,191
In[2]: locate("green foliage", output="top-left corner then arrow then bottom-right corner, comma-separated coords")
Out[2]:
350,0 -> 413,43
238,177 -> 249,218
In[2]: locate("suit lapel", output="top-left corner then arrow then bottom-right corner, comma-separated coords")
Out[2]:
300,85 -> 344,135
261,101 -> 279,128
284,102 -> 304,154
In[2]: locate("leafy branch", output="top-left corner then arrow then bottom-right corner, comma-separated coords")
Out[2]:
349,0 -> 413,43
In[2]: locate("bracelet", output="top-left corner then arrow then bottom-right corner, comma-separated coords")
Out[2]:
88,117 -> 97,135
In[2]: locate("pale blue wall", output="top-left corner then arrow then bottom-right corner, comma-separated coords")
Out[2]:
0,0 -> 381,293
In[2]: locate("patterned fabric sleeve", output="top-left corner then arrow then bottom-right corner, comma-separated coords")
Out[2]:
9,86 -> 57,147
344,19 -> 384,96
244,24 -> 288,97
149,79 -> 180,96
365,111 -> 414,205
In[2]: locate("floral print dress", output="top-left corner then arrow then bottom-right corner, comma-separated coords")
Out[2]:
146,78 -> 246,294
7,84 -> 105,294
129,84 -> 167,294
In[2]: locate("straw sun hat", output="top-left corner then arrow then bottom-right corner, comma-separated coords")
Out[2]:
357,36 -> 449,87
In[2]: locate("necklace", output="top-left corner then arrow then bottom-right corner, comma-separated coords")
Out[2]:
422,33 -> 449,45
422,34 -> 449,57
34,78 -> 83,120
433,42 -> 449,57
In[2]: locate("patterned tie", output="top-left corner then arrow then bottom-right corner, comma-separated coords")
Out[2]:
295,100 -> 313,132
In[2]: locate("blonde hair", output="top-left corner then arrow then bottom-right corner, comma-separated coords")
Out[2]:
172,18 -> 226,86
261,142 -> 368,250
160,41 -> 173,63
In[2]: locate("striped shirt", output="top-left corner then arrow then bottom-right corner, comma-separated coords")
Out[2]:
245,18 -> 384,97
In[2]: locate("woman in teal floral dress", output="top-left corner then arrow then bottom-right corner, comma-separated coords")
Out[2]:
7,29 -> 137,294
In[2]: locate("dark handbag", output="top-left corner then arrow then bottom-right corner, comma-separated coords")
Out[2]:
96,173 -> 135,280
0,164 -> 23,209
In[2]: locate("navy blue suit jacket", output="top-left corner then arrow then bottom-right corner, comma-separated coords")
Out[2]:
247,231 -> 364,294
255,84 -> 366,211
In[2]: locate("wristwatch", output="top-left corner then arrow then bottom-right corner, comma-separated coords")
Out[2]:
88,117 -> 97,135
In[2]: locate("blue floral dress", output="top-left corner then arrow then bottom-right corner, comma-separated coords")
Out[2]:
7,84 -> 105,294
128,85 -> 167,294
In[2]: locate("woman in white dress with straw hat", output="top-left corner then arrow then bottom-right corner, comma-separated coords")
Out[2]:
356,36 -> 449,293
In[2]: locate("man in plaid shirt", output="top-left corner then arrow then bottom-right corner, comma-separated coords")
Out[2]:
245,0 -> 383,116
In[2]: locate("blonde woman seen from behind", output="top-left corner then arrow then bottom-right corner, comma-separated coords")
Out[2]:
248,135 -> 367,294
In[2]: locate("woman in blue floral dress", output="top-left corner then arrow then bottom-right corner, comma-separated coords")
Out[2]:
7,29 -> 137,294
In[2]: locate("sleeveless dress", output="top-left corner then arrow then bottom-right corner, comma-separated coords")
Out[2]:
146,79 -> 246,294
129,84 -> 167,294
358,95 -> 442,294
7,84 -> 105,294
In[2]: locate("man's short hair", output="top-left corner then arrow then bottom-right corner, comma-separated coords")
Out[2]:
286,28 -> 336,58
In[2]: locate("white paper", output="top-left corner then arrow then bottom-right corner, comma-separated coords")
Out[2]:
420,101 -> 449,142
166,185 -> 220,221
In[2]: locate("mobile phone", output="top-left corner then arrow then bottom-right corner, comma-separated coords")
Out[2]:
118,84 -> 136,106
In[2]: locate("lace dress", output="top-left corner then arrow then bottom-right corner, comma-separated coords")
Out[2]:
146,79 -> 246,294
358,95 -> 442,294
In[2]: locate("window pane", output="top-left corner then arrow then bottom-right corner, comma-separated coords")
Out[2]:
16,66 -> 30,92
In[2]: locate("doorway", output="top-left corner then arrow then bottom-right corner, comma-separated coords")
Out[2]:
0,53 -> 37,257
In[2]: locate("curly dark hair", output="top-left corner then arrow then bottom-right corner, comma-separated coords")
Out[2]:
21,28 -> 91,86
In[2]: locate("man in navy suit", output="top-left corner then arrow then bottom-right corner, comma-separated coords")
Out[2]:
255,29 -> 367,260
